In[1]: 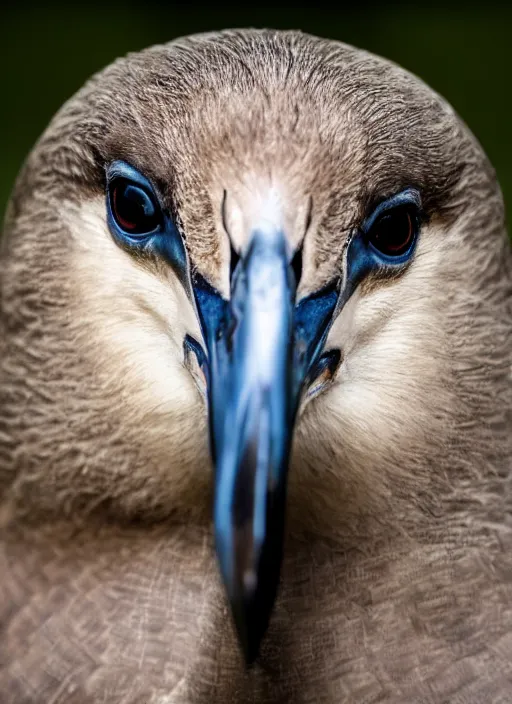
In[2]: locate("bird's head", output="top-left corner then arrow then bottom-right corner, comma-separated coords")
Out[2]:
1,30 -> 509,663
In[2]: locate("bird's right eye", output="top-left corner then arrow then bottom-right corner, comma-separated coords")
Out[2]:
109,178 -> 162,237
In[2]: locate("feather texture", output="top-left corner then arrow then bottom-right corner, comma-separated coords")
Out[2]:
0,29 -> 511,702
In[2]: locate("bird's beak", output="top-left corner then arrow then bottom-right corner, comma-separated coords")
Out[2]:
191,225 -> 340,664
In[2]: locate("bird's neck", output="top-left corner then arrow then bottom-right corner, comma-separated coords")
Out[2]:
2,510 -> 512,702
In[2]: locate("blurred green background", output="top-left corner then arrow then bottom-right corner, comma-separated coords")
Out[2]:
1,3 -> 511,225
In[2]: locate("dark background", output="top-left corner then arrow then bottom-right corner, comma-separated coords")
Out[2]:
2,3 -> 511,225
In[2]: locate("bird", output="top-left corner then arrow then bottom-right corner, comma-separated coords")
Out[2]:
0,26 -> 511,704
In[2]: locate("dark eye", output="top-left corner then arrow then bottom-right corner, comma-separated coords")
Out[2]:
109,178 -> 161,235
367,207 -> 416,257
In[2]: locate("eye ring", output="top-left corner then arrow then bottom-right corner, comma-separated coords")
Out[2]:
366,205 -> 417,258
108,177 -> 162,237
362,189 -> 422,262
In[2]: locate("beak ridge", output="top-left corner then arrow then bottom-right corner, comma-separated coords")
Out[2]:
192,225 -> 340,663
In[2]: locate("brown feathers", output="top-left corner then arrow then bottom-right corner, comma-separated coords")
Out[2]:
0,29 -> 511,702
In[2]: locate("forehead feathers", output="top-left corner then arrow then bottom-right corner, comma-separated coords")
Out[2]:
11,29 -> 472,283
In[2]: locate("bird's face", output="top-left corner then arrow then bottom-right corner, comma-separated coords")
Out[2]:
2,30 -> 502,662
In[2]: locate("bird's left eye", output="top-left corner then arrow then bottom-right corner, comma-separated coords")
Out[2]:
109,178 -> 162,236
366,206 -> 417,258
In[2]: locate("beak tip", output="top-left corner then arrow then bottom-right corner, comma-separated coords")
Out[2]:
217,517 -> 286,666
215,485 -> 287,665
229,584 -> 272,667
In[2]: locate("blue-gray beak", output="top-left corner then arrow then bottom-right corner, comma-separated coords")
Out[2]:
191,226 -> 340,664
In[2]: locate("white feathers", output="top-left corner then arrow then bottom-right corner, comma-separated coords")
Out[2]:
63,197 -> 202,414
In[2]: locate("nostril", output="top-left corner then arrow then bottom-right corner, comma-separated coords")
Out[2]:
184,334 -> 209,395
291,243 -> 303,287
229,241 -> 241,280
307,348 -> 342,400
222,188 -> 241,281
